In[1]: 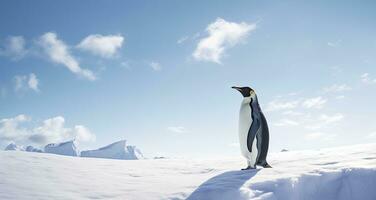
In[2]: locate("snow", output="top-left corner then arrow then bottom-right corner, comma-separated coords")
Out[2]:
81,140 -> 144,160
44,140 -> 79,156
0,143 -> 375,200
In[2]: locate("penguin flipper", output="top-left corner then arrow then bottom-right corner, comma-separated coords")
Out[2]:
247,118 -> 260,152
256,112 -> 270,165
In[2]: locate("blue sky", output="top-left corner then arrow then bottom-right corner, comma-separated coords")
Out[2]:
1,0 -> 376,158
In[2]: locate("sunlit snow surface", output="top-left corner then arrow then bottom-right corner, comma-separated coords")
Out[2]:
1,143 -> 375,200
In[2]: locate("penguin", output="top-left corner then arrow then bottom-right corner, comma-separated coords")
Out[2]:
232,86 -> 271,170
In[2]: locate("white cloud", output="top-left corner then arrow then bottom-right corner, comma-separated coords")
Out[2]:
0,115 -> 30,141
265,100 -> 300,112
318,113 -> 344,124
361,73 -> 376,85
273,118 -> 299,127
77,34 -> 124,58
150,61 -> 162,71
193,18 -> 255,63
0,115 -> 95,146
302,96 -> 327,109
14,73 -> 39,92
0,36 -> 27,60
73,125 -> 96,142
30,116 -> 70,144
38,32 -> 96,81
28,73 -> 39,91
167,126 -> 187,134
323,84 -> 351,93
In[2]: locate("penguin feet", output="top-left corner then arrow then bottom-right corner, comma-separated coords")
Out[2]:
241,166 -> 256,170
262,163 -> 272,168
258,161 -> 272,168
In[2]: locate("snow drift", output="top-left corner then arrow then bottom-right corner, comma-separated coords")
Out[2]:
0,143 -> 375,200
187,168 -> 376,200
44,140 -> 79,156
81,140 -> 144,160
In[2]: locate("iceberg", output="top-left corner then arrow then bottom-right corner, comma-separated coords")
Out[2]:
44,140 -> 79,156
25,145 -> 43,153
4,142 -> 25,151
81,140 -> 144,160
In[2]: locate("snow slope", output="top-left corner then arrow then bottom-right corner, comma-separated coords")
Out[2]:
0,143 -> 375,200
80,140 -> 144,160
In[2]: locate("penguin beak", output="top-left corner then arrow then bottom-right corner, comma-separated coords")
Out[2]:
232,86 -> 242,92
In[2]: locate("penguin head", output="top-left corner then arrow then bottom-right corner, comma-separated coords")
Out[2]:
232,86 -> 255,98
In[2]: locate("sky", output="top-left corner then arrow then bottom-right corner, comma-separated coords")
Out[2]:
1,0 -> 376,158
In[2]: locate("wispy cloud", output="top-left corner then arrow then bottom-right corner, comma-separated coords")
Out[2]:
322,84 -> 351,93
265,100 -> 300,112
282,110 -> 304,116
304,113 -> 344,130
77,34 -> 124,58
150,61 -> 162,71
0,36 -> 27,60
273,118 -> 299,127
193,18 -> 255,63
177,36 -> 189,44
305,132 -> 337,141
319,113 -> 344,124
14,73 -> 40,92
38,32 -> 96,80
361,73 -> 376,85
327,40 -> 341,48
167,126 -> 187,134
302,96 -> 327,109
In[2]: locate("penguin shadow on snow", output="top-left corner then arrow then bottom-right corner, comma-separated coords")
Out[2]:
187,169 -> 260,200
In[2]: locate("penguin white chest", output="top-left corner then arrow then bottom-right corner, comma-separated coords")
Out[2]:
238,99 -> 255,160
